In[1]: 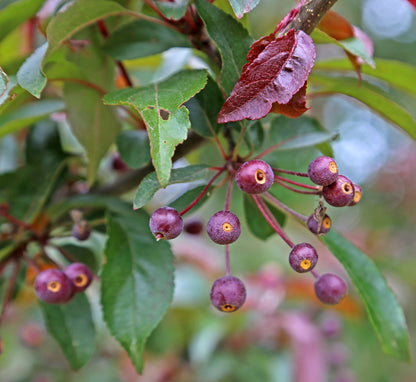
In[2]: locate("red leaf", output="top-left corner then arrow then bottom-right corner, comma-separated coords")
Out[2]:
217,29 -> 315,123
318,10 -> 354,40
407,0 -> 416,9
270,82 -> 309,118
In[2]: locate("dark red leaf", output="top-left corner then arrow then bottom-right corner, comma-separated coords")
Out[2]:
270,82 -> 309,118
217,29 -> 315,123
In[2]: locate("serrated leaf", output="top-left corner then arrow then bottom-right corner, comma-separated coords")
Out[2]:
102,211 -> 174,373
103,19 -> 191,60
154,0 -> 189,20
116,130 -> 150,169
0,0 -> 44,42
103,70 -> 208,186
17,43 -> 48,98
195,0 -> 253,95
0,67 -> 8,97
218,30 -> 316,123
186,76 -> 224,137
310,73 -> 416,140
322,231 -> 411,361
243,194 -> 286,240
228,0 -> 260,18
0,100 -> 65,139
133,164 -> 210,209
42,0 -> 136,67
39,293 -> 96,370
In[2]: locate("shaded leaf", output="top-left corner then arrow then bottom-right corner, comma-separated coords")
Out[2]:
322,231 -> 411,361
17,43 -> 48,98
270,82 -> 309,118
186,75 -> 224,137
104,19 -> 191,60
217,29 -> 316,123
243,194 -> 286,240
102,211 -> 174,373
194,0 -> 253,95
0,100 -> 65,139
61,244 -> 100,274
116,130 -> 150,169
228,0 -> 260,19
133,164 -> 211,209
0,0 -> 44,42
104,70 -> 208,187
0,67 -> 8,97
39,293 -> 96,370
310,73 -> 416,140
154,0 -> 189,20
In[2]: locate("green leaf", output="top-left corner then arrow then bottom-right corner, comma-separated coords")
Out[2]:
314,58 -> 416,98
17,43 -> 48,98
311,29 -> 375,67
228,0 -> 260,19
39,293 -> 96,370
310,74 -> 416,140
60,244 -> 100,274
170,184 -> 213,212
116,130 -> 150,169
0,66 -> 8,97
154,0 -> 189,20
243,194 -> 286,240
0,100 -> 65,139
103,19 -> 191,60
186,75 -> 224,137
0,0 -> 44,42
104,69 -> 208,186
194,0 -> 252,95
42,0 -> 136,67
322,231 -> 411,361
63,28 -> 121,185
133,164 -> 211,209
102,210 -> 174,373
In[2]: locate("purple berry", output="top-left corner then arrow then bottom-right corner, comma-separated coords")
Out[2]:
308,156 -> 339,186
34,269 -> 74,304
184,218 -> 204,235
112,153 -> 129,172
210,275 -> 246,313
307,213 -> 331,235
149,207 -> 183,240
314,273 -> 347,305
235,159 -> 274,194
64,263 -> 93,293
72,220 -> 91,241
322,175 -> 355,207
348,184 -> 362,206
289,243 -> 318,273
207,210 -> 241,245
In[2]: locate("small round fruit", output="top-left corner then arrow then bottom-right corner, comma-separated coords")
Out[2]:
34,269 -> 74,304
64,263 -> 93,293
289,243 -> 318,273
307,214 -> 332,235
308,156 -> 339,186
314,273 -> 347,305
149,207 -> 183,240
207,211 -> 241,245
72,220 -> 91,241
184,218 -> 204,235
210,275 -> 246,313
235,159 -> 274,194
348,184 -> 362,206
322,175 -> 355,207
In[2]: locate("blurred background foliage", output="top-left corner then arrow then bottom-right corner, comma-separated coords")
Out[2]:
0,0 -> 416,381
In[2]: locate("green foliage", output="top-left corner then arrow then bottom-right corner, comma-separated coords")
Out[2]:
116,130 -> 151,169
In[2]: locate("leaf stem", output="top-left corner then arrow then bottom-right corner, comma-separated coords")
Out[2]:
225,244 -> 231,276
263,192 -> 308,222
224,175 -> 234,211
273,168 -> 309,177
274,179 -> 321,195
0,260 -> 20,326
274,175 -> 319,190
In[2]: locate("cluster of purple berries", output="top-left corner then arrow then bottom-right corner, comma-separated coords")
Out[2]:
34,263 -> 93,304
149,156 -> 360,312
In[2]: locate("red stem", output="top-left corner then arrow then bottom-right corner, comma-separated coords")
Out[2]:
224,175 -> 234,211
225,244 -> 230,276
275,179 -> 321,195
274,175 -> 319,191
179,167 -> 226,216
311,269 -> 320,279
0,207 -> 33,232
0,260 -> 20,325
252,195 -> 294,248
272,168 -> 309,177
263,192 -> 308,222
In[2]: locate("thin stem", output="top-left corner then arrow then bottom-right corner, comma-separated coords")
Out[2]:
274,175 -> 319,191
0,206 -> 34,233
0,260 -> 20,325
252,195 -> 294,248
224,175 -> 234,211
263,192 -> 308,222
53,245 -> 79,264
254,135 -> 302,160
225,244 -> 230,276
50,78 -> 106,94
273,168 -> 309,177
311,269 -> 320,279
232,123 -> 247,161
179,167 -> 226,216
275,179 -> 321,195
